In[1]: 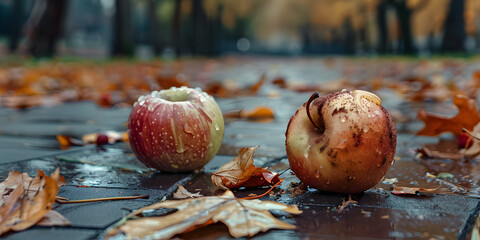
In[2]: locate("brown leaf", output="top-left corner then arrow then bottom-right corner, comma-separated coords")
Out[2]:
250,73 -> 266,93
337,195 -> 358,213
0,168 -> 66,235
105,190 -> 302,239
36,210 -> 70,227
211,146 -> 281,189
173,185 -> 203,199
417,95 -> 480,136
223,106 -> 275,120
416,146 -> 464,160
56,135 -> 84,149
461,123 -> 480,159
390,185 -> 438,195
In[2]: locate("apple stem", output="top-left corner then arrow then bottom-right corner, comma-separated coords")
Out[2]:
306,91 -> 322,131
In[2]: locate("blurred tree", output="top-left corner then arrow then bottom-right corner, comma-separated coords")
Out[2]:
113,0 -> 133,56
377,0 -> 389,53
8,0 -> 24,53
441,0 -> 465,52
191,0 -> 216,55
377,0 -> 428,54
25,0 -> 68,57
171,0 -> 181,56
148,0 -> 162,55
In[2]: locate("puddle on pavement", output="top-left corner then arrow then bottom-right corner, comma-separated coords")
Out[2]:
378,158 -> 480,198
56,146 -> 149,173
264,154 -> 480,198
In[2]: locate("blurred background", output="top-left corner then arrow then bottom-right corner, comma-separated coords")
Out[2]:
1,0 -> 480,59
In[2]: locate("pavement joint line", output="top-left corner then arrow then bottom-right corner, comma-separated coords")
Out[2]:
162,172 -> 197,199
31,225 -> 105,231
458,200 -> 480,240
61,184 -> 161,190
0,145 -> 96,166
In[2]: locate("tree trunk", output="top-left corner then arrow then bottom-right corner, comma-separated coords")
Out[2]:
8,0 -> 24,53
377,0 -> 388,53
171,0 -> 181,57
26,0 -> 67,57
148,0 -> 163,56
112,0 -> 133,56
394,1 -> 414,53
441,0 -> 465,52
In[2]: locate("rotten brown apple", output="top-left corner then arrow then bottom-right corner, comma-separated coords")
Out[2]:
286,90 -> 397,193
128,86 -> 224,172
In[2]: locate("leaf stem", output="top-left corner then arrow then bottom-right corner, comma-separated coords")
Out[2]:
56,195 -> 149,204
240,179 -> 283,200
463,128 -> 480,141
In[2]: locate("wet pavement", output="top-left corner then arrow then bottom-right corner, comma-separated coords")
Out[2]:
1,58 -> 480,239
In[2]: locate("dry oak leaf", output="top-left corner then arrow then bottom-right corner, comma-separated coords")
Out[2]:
0,168 -> 67,236
211,146 -> 281,190
173,185 -> 203,199
417,95 -> 480,136
105,190 -> 302,239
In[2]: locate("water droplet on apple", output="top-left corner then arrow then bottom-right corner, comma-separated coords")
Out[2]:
139,100 -> 145,106
304,145 -> 311,159
363,128 -> 369,133
148,103 -> 155,112
184,123 -> 193,134
176,143 -> 185,153
314,170 -> 320,178
340,117 -> 346,123
326,180 -> 330,185
214,123 -> 220,131
171,164 -> 179,169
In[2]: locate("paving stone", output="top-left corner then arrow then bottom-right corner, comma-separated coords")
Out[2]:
56,200 -> 151,228
1,59 -> 480,239
3,228 -> 99,240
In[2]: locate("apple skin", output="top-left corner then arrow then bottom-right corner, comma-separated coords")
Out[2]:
128,86 -> 224,172
286,90 -> 397,193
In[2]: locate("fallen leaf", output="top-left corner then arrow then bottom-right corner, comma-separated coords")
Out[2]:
211,146 -> 281,189
288,182 -> 307,198
462,124 -> 480,159
58,131 -> 128,149
337,195 -> 358,213
416,146 -> 464,160
223,106 -> 275,120
105,190 -> 302,239
173,185 -> 203,199
36,210 -> 70,226
381,178 -> 398,184
390,185 -> 438,195
471,205 -> 480,240
56,135 -> 84,149
249,73 -> 266,94
436,172 -> 454,179
0,168 -> 66,236
417,95 -> 480,136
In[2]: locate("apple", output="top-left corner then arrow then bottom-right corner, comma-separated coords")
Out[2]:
128,86 -> 224,172
286,90 -> 397,193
